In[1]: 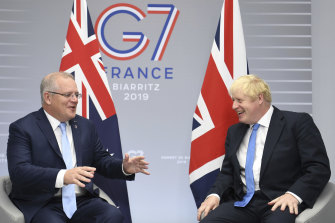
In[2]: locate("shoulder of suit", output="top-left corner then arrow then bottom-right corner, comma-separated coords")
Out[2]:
72,114 -> 95,126
73,114 -> 89,122
11,110 -> 40,125
277,109 -> 311,119
274,107 -> 312,124
7,111 -> 44,135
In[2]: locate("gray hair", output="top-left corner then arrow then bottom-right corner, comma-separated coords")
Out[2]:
40,72 -> 74,104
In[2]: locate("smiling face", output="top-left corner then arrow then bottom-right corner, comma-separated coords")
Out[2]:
43,75 -> 78,122
231,90 -> 265,124
230,75 -> 272,124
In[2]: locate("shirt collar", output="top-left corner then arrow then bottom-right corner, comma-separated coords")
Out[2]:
43,110 -> 68,131
251,105 -> 274,128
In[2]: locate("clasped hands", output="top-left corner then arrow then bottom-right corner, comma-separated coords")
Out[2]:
64,153 -> 150,187
197,193 -> 299,221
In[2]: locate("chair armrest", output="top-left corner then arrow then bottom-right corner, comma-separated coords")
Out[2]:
0,177 -> 24,223
296,182 -> 335,223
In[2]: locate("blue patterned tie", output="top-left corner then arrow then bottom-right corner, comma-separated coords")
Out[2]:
59,122 -> 77,218
235,123 -> 260,207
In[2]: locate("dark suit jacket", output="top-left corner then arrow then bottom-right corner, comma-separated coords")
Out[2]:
7,108 -> 134,223
208,106 -> 330,209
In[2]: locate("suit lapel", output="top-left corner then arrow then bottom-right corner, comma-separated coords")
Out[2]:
260,107 -> 285,178
35,108 -> 63,159
70,117 -> 82,166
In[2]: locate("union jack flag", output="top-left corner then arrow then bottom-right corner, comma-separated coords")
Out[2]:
59,0 -> 132,222
189,0 -> 248,207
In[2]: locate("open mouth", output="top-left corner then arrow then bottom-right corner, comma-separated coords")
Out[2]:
68,106 -> 76,111
237,111 -> 244,116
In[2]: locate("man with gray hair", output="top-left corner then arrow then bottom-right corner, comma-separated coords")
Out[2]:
197,75 -> 330,223
7,72 -> 150,223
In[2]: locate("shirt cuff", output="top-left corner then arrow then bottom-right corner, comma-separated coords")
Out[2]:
55,169 -> 66,188
286,191 -> 303,204
206,193 -> 221,202
122,164 -> 132,176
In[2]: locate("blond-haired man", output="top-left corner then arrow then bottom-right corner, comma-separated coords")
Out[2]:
198,75 -> 330,223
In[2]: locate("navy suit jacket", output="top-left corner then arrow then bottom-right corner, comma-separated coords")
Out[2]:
7,108 -> 134,223
208,107 -> 330,209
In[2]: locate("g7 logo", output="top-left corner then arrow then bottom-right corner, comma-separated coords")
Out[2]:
95,3 -> 179,61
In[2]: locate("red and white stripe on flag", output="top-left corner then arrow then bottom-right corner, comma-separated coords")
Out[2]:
189,0 -> 248,207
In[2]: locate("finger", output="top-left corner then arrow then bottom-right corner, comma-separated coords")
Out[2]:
271,201 -> 280,211
77,173 -> 92,183
198,209 -> 207,221
124,153 -> 130,162
74,178 -> 86,187
280,202 -> 287,211
197,209 -> 203,221
80,166 -> 96,172
287,202 -> 293,214
294,204 -> 299,215
268,197 -> 278,205
197,203 -> 206,220
78,169 -> 94,178
139,164 -> 149,169
131,157 -> 145,165
202,207 -> 211,219
197,210 -> 206,221
139,160 -> 149,165
200,211 -> 206,221
140,169 -> 150,175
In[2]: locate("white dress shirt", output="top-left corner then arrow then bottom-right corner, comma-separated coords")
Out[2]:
236,106 -> 273,192
44,111 -> 85,195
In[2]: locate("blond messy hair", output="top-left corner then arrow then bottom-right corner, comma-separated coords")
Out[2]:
230,74 -> 272,103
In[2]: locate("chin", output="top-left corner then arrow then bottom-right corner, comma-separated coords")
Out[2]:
67,113 -> 76,120
239,119 -> 250,124
238,117 -> 246,123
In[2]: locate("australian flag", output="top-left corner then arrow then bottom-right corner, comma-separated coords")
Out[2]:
59,0 -> 132,222
189,0 -> 248,208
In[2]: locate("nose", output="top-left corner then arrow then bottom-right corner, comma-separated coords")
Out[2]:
70,94 -> 79,103
232,100 -> 238,110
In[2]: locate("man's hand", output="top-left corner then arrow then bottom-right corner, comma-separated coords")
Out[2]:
64,166 -> 96,187
197,195 -> 220,221
123,153 -> 150,175
268,193 -> 299,215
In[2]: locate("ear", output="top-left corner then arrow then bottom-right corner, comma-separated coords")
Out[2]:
258,93 -> 264,104
43,92 -> 52,105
